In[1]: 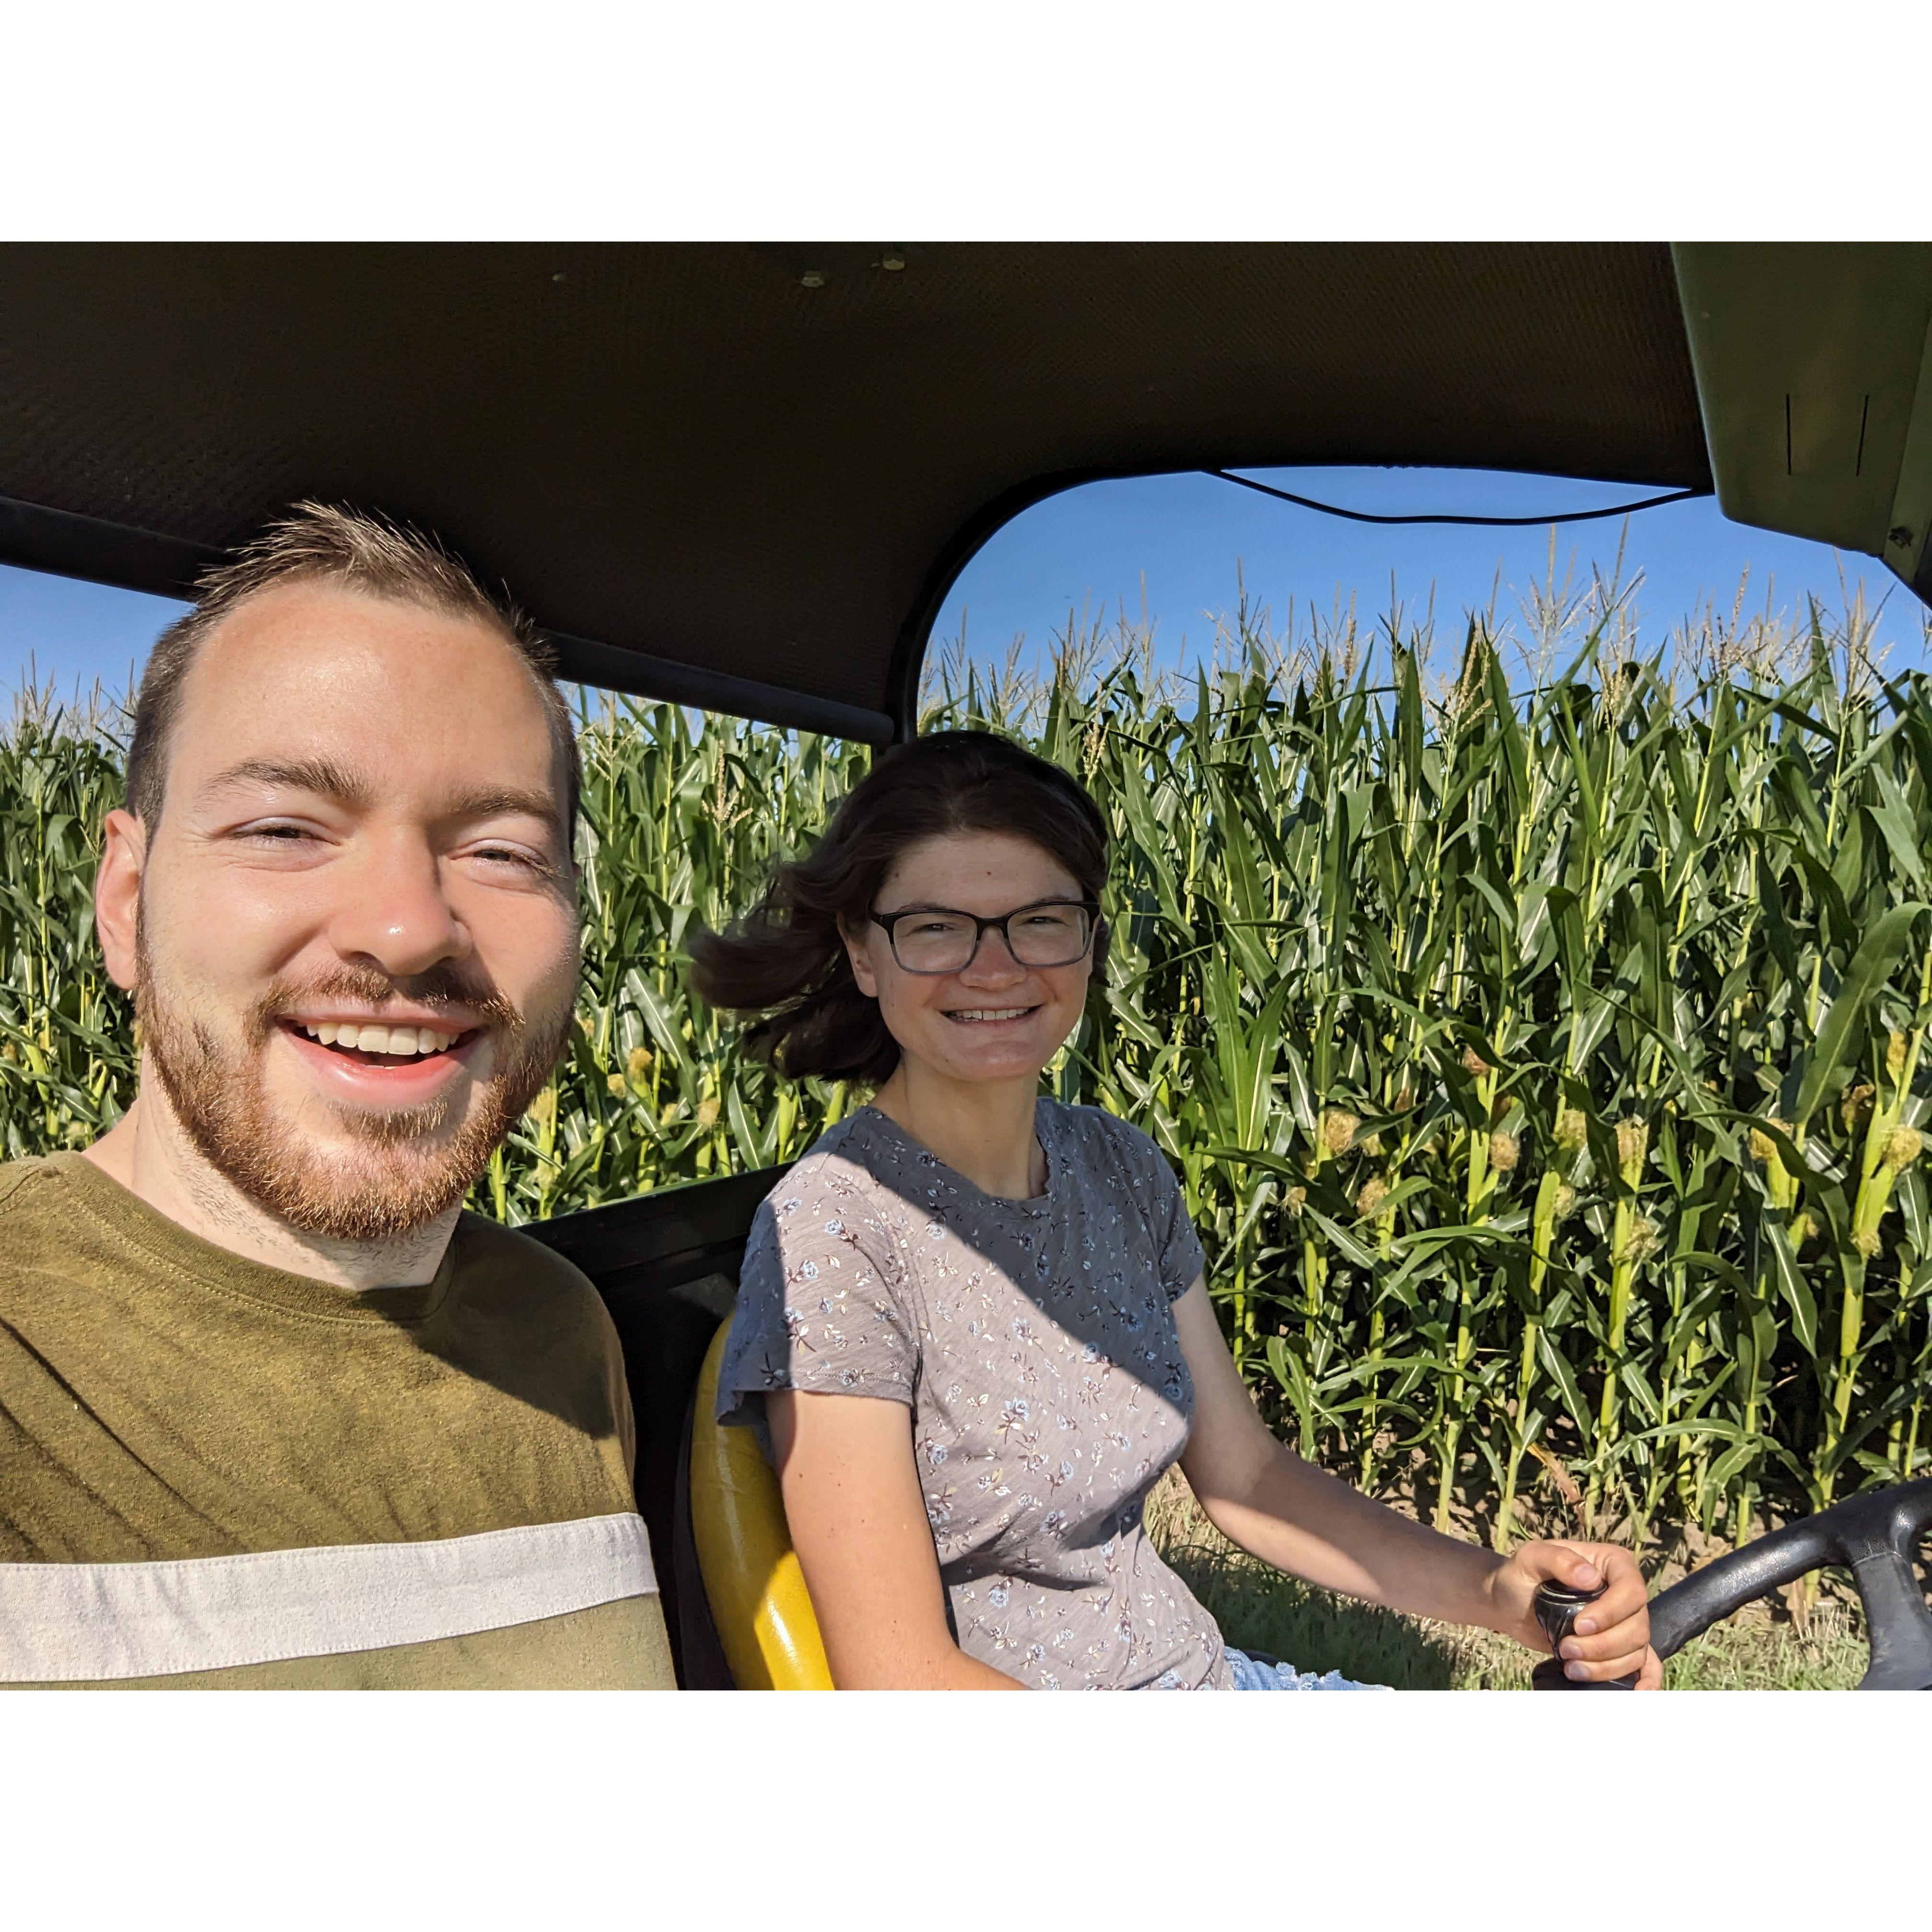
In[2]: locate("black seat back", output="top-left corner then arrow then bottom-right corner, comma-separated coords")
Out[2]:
527,1165 -> 785,1685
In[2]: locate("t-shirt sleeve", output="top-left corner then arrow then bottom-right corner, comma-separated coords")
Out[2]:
1150,1150 -> 1207,1302
1098,1113 -> 1205,1302
714,1171 -> 919,1429
597,1298 -> 640,1484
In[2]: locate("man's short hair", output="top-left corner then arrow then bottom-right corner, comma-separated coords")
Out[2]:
125,502 -> 581,835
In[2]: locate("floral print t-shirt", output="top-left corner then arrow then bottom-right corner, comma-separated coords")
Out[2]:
716,1099 -> 1234,1690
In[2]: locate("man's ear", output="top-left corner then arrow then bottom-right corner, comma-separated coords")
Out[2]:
95,808 -> 146,993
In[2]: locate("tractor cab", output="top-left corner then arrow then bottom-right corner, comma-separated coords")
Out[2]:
4,242 -> 1929,1685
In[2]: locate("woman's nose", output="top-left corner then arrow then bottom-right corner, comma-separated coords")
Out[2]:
957,924 -> 1025,981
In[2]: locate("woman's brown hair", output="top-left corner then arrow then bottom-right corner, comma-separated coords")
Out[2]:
688,729 -> 1108,1085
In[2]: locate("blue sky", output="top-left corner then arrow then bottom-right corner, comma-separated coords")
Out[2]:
2,466 -> 1924,713
924,467 -> 1927,684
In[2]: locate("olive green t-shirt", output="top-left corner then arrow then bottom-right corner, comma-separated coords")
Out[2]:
0,1153 -> 674,1689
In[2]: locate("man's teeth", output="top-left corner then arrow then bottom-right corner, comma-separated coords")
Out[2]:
947,1008 -> 1032,1022
299,1022 -> 460,1056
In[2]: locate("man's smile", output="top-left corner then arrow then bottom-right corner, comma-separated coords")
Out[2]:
275,1015 -> 488,1096
294,1019 -> 466,1056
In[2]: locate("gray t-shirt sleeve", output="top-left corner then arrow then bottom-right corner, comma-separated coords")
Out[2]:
1092,1111 -> 1206,1302
715,1169 -> 918,1429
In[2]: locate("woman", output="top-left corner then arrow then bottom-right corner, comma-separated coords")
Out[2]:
692,731 -> 1659,1690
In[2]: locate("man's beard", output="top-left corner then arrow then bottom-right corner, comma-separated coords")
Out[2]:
135,933 -> 571,1243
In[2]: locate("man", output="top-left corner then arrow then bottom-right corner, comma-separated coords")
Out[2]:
0,504 -> 674,1687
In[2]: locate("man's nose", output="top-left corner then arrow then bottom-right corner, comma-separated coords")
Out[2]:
327,836 -> 471,978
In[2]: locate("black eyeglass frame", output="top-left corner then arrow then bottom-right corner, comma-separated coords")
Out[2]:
866,898 -> 1101,975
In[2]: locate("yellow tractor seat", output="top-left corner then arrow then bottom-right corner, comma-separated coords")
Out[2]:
687,1318 -> 834,1690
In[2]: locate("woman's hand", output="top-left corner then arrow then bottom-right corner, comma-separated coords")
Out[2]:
1485,1541 -> 1662,1688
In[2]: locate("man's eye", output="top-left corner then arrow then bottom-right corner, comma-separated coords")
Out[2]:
473,846 -> 549,874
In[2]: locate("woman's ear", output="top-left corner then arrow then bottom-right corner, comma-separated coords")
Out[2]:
1091,915 -> 1110,978
839,914 -> 881,1000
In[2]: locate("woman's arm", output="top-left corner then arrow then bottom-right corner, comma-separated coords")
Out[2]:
766,1387 -> 1025,1689
1171,1278 -> 1659,1686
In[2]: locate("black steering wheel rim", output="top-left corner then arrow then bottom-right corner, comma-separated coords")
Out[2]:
1647,1478 -> 1932,1688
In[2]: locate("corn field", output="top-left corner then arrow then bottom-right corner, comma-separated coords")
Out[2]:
5,568 -> 1932,1551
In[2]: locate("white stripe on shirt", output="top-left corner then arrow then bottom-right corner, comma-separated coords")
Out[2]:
0,1511 -> 656,1682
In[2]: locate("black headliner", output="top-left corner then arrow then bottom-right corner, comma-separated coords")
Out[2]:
0,242 -> 1710,740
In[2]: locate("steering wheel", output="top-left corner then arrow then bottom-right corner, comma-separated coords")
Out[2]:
1647,1478 -> 1932,1688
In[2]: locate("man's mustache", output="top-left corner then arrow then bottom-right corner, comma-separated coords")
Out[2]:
248,964 -> 523,1040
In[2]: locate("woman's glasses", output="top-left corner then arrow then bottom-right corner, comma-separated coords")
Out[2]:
869,899 -> 1097,975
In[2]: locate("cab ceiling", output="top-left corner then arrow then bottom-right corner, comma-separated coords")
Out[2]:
0,243 -> 1710,740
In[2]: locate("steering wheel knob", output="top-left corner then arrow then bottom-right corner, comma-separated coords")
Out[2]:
1530,1578 -> 1639,1690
